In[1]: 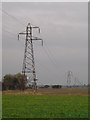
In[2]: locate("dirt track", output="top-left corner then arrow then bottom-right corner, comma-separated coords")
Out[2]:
2,87 -> 89,96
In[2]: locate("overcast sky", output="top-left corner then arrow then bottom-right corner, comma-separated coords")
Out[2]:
2,2 -> 88,85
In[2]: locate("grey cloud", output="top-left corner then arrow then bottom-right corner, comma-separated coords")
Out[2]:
2,2 -> 88,85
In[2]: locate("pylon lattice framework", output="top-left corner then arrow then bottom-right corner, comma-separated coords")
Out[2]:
67,71 -> 73,86
18,23 -> 43,90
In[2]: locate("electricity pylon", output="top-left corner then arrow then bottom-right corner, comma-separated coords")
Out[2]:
67,71 -> 73,87
18,23 -> 43,91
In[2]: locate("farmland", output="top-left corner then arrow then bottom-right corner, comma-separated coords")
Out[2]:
2,88 -> 89,119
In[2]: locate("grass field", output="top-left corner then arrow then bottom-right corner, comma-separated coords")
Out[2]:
2,88 -> 89,118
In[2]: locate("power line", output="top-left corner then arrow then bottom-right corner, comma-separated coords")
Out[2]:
3,25 -> 61,85
1,8 -> 40,29
3,27 -> 58,70
35,53 -> 61,84
3,24 -> 20,32
1,8 -> 25,26
3,28 -> 17,36
1,8 -> 62,84
43,45 -> 58,68
44,41 -> 58,65
2,28 -> 26,44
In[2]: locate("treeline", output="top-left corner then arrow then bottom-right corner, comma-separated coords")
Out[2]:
2,73 -> 27,90
52,85 -> 62,88
2,73 -> 62,91
39,85 -> 62,89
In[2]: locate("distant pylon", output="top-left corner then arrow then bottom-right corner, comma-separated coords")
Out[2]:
74,77 -> 82,86
67,71 -> 73,87
18,23 -> 43,91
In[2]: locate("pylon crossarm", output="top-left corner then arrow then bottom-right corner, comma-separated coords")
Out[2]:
32,37 -> 43,46
32,26 -> 40,33
18,32 -> 26,40
32,26 -> 39,28
32,36 -> 42,40
19,32 -> 26,35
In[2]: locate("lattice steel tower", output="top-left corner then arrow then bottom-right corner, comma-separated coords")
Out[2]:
18,23 -> 43,90
67,71 -> 73,87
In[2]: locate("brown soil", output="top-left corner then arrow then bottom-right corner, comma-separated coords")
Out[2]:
2,87 -> 89,96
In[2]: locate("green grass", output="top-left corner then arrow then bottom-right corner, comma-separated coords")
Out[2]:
0,93 -> 2,120
2,94 -> 88,118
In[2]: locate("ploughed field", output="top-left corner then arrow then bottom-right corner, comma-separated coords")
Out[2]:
2,88 -> 89,118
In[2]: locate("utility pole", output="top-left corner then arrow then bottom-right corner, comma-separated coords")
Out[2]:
18,23 -> 43,91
